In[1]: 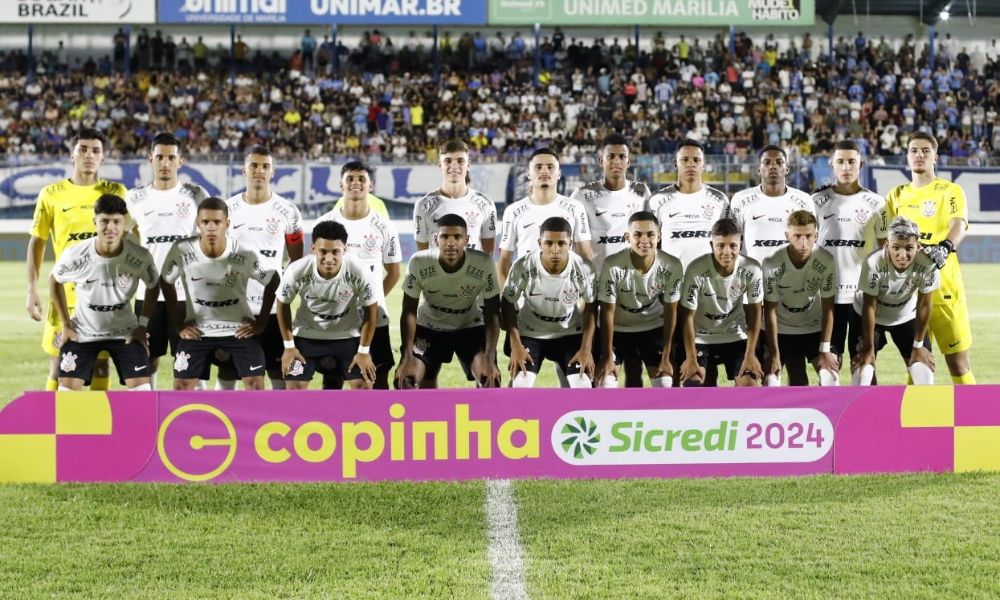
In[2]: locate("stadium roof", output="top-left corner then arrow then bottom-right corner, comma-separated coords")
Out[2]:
816,0 -> 1000,25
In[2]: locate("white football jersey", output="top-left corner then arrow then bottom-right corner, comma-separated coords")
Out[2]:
813,187 -> 888,303
413,188 -> 498,251
502,250 -> 597,339
647,184 -> 730,269
854,249 -> 939,327
316,206 -> 401,327
499,194 -> 591,258
762,246 -> 837,334
598,248 -> 684,333
570,179 -> 649,270
728,185 -> 815,264
161,237 -> 277,337
226,192 -> 303,314
277,253 -> 377,340
126,182 -> 208,301
51,238 -> 158,342
403,248 -> 500,331
680,253 -> 764,344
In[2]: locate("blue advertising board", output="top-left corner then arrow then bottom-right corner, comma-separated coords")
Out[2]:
158,0 -> 487,24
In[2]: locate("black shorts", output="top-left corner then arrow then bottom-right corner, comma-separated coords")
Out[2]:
848,311 -> 931,361
695,340 -> 750,381
258,314 -> 284,373
135,299 -> 187,359
59,339 -> 149,385
371,325 -> 395,372
504,333 -> 584,374
411,325 -> 486,381
777,331 -> 822,363
611,327 -> 667,367
831,303 -> 861,357
175,336 -> 266,380
285,336 -> 364,382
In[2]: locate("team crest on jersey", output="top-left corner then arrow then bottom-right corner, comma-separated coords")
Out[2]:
459,285 -> 477,299
266,217 -> 281,235
702,203 -> 715,219
176,202 -> 191,218
922,200 -> 936,217
855,208 -> 870,224
806,278 -> 820,292
338,288 -> 354,302
175,351 -> 191,372
465,210 -> 479,227
224,271 -> 239,287
60,351 -> 78,373
363,233 -> 379,252
729,282 -> 746,301
561,286 -> 579,305
116,273 -> 134,292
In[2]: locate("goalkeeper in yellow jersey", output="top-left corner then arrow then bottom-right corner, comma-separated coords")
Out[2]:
26,128 -> 128,390
884,132 -> 975,384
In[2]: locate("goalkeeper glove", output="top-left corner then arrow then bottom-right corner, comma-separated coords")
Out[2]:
923,239 -> 954,269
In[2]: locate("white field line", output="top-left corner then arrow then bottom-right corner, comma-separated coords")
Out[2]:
485,479 -> 529,600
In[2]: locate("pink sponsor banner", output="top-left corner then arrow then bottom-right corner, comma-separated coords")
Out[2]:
2,386 -> 998,484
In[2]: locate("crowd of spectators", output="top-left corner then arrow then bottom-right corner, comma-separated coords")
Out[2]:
0,27 -> 998,166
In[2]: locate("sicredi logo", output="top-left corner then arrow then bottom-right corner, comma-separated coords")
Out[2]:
552,409 -> 833,465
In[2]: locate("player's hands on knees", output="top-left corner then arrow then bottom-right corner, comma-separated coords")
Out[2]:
816,350 -> 839,373
595,357 -> 618,384
680,356 -> 702,383
654,353 -> 674,379
349,353 -> 377,385
179,321 -> 202,341
281,347 -> 306,378
395,357 -> 419,389
26,290 -> 42,321
509,342 -> 533,379
908,347 -> 935,370
767,353 -> 782,377
472,351 -> 501,388
740,353 -> 764,380
851,345 -> 875,371
570,348 -> 595,381
127,326 -> 150,356
235,317 -> 265,339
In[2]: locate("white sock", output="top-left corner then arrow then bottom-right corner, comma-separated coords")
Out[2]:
566,373 -> 592,388
130,383 -> 153,391
765,374 -> 781,387
908,362 -> 935,385
57,385 -> 73,391
195,379 -> 208,391
216,378 -> 237,390
511,371 -> 537,388
600,374 -> 618,388
650,376 -> 673,388
819,368 -> 839,386
851,364 -> 875,386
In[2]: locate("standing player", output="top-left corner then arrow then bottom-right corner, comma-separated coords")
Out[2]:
595,212 -> 684,388
414,139 -> 499,254
501,217 -> 597,388
316,161 -> 401,389
813,140 -> 887,375
850,217 -> 939,385
397,215 -> 502,389
220,145 -> 304,389
498,148 -> 592,286
51,195 -> 159,391
26,128 -> 127,390
159,197 -> 279,391
126,132 -> 209,388
679,218 -> 764,387
277,221 -> 380,390
761,211 -> 839,386
884,132 -> 975,384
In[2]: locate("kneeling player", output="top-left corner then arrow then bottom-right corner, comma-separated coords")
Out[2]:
679,218 -> 764,387
851,217 -> 938,385
277,221 -> 379,390
396,214 -> 502,388
501,217 -> 597,388
160,197 -> 279,391
762,211 -> 839,386
51,195 -> 159,390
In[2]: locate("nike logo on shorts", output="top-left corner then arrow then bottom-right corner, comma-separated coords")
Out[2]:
134,365 -> 146,372
249,364 -> 263,371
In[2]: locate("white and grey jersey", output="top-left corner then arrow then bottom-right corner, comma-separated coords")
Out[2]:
316,206 -> 401,327
762,246 -> 837,334
680,253 -> 764,344
570,179 -> 649,270
499,194 -> 591,258
647,184 -> 730,269
403,248 -> 500,331
502,251 -> 597,339
51,238 -> 158,342
161,237 -> 277,337
598,248 -> 684,333
126,182 -> 208,301
226,192 -> 303,314
277,254 -> 377,341
813,187 -> 889,304
854,250 -> 939,327
413,188 -> 498,251
728,185 -> 816,264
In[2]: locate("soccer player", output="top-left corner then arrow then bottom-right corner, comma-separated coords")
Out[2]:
594,212 -> 684,388
761,211 -> 839,386
813,140 -> 887,375
220,145 -> 304,389
277,220 -> 380,390
884,132 -> 975,384
728,145 -> 815,264
50,195 -> 159,391
27,127 -> 127,390
498,148 -> 592,287
850,217 -> 939,386
126,132 -> 209,388
501,217 -> 597,388
679,218 -> 764,387
160,197 -> 279,391
414,139 -> 499,254
397,214 -> 502,389
316,161 -> 401,389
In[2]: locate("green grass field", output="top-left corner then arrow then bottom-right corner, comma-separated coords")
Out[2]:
3,262 -> 1000,598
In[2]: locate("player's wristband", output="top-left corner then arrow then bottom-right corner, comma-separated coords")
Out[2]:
137,316 -> 150,328
939,239 -> 955,254
357,345 -> 371,355
913,339 -> 925,349
819,341 -> 831,353
283,339 -> 296,349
